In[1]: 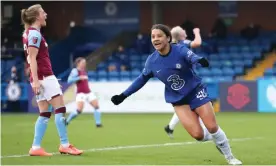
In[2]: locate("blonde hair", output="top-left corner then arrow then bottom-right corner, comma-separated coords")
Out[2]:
171,26 -> 185,43
21,4 -> 42,30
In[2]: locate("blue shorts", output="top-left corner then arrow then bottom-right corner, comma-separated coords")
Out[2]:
171,85 -> 212,110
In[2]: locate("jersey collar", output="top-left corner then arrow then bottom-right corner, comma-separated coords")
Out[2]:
159,44 -> 172,58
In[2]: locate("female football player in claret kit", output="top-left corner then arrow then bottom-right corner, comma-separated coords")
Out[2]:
22,4 -> 83,156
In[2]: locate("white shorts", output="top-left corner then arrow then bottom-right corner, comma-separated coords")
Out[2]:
76,92 -> 97,103
34,75 -> 63,102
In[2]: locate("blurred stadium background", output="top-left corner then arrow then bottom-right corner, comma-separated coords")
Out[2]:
1,1 -> 276,165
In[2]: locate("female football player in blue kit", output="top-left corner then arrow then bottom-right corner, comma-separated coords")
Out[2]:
111,24 -> 242,165
164,26 -> 203,138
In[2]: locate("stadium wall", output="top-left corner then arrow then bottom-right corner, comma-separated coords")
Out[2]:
3,1 -> 275,40
140,1 -> 276,34
14,79 -> 275,114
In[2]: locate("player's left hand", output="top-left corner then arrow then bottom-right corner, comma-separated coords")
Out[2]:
198,58 -> 209,67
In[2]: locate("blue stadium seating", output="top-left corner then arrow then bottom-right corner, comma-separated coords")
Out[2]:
222,67 -> 235,77
211,68 -> 223,76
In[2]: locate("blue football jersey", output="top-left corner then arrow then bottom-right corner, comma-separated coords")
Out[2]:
123,44 -> 204,103
179,39 -> 192,48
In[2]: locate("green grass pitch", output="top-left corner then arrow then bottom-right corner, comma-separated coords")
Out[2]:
1,112 -> 276,165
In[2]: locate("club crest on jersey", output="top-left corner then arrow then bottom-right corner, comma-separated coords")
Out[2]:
32,37 -> 38,44
176,63 -> 182,69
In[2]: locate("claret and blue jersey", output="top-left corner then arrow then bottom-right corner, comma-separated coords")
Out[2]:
123,44 -> 206,104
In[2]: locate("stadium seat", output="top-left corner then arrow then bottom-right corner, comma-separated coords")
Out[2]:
209,55 -> 220,61
130,55 -> 141,61
251,46 -> 262,52
234,66 -> 244,75
141,55 -> 148,61
222,60 -> 233,68
108,71 -> 119,79
209,61 -> 221,68
108,77 -> 120,81
244,59 -> 253,66
130,61 -> 141,69
229,46 -> 239,53
232,60 -> 244,67
218,46 -> 227,53
98,70 -> 107,78
120,71 -> 130,78
201,76 -> 213,83
211,68 -> 223,76
88,71 -> 97,80
222,67 -> 235,76
264,68 -> 273,76
131,70 -> 141,79
242,53 -> 253,60
241,46 -> 250,53
198,68 -> 210,76
231,54 -> 243,60
219,53 -> 230,60
216,76 -> 233,82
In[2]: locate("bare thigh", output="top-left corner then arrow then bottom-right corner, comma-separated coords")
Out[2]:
77,101 -> 85,112
194,101 -> 218,133
89,99 -> 99,109
48,95 -> 65,110
174,105 -> 204,140
37,100 -> 51,113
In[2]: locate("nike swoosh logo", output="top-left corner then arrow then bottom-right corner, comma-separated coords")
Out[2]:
157,70 -> 161,73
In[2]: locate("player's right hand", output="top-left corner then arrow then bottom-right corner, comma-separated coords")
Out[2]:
80,75 -> 88,80
32,80 -> 42,95
111,93 -> 127,105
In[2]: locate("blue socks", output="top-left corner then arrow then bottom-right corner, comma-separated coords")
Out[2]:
32,112 -> 51,149
66,110 -> 81,124
55,107 -> 69,146
94,109 -> 102,125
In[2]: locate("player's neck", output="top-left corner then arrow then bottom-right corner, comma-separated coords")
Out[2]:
158,44 -> 171,56
31,23 -> 41,31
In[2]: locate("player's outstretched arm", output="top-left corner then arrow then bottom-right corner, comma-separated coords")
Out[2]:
67,68 -> 80,84
181,46 -> 209,67
111,73 -> 152,105
190,28 -> 202,48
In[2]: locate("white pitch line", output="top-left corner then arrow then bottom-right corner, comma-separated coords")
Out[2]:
1,137 -> 263,159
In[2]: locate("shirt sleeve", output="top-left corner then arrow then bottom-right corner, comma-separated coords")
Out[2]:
28,30 -> 42,48
183,40 -> 192,48
67,68 -> 80,84
122,57 -> 153,97
180,45 -> 202,64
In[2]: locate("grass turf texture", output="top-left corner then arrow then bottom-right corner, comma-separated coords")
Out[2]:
1,112 -> 276,165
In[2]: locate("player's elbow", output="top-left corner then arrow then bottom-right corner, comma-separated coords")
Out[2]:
191,41 -> 202,48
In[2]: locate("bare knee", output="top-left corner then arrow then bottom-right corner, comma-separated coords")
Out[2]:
90,100 -> 99,109
190,130 -> 204,141
206,124 -> 219,134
